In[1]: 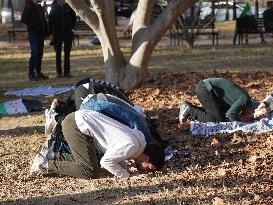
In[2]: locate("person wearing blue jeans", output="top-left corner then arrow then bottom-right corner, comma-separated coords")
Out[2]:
21,0 -> 49,81
28,33 -> 45,80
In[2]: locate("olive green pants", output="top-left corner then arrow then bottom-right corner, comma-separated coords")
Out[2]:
48,112 -> 100,179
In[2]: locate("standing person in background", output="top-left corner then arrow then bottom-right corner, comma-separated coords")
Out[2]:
263,1 -> 273,33
49,0 -> 76,78
21,0 -> 49,81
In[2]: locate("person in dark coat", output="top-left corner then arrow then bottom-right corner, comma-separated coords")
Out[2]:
21,0 -> 49,81
263,1 -> 273,33
48,0 -> 76,78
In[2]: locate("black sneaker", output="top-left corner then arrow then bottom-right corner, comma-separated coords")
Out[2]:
36,72 -> 49,80
29,75 -> 37,81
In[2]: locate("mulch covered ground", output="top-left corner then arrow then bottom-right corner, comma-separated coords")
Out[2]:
1,71 -> 273,205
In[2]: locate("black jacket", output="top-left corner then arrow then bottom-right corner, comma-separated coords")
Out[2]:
263,9 -> 273,32
21,3 -> 48,37
48,3 -> 76,35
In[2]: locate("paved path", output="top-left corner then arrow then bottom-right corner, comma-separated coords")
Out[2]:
0,35 -> 272,47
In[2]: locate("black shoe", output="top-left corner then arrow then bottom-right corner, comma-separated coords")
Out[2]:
36,73 -> 49,80
29,75 -> 37,81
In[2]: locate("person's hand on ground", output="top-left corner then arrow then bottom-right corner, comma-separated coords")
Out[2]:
254,107 -> 268,119
256,102 -> 267,111
129,173 -> 149,181
129,166 -> 139,173
254,102 -> 269,119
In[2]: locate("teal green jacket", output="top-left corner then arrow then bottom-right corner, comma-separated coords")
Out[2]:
204,78 -> 251,121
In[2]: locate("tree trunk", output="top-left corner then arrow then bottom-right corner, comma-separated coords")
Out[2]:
0,0 -> 3,24
67,0 -> 198,89
225,0 -> 229,21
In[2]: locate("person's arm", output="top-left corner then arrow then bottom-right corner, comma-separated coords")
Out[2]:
21,4 -> 31,26
123,20 -> 133,33
263,93 -> 273,112
226,96 -> 249,121
100,143 -> 137,179
254,93 -> 273,119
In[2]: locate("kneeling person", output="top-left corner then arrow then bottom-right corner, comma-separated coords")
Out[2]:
179,78 -> 260,123
31,93 -> 164,179
55,109 -> 164,179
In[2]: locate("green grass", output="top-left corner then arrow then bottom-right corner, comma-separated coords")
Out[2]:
0,43 -> 273,92
215,20 -> 236,38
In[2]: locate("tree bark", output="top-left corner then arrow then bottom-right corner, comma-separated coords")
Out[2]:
0,0 -> 3,24
122,0 -> 199,89
67,0 -> 125,85
67,0 -> 198,89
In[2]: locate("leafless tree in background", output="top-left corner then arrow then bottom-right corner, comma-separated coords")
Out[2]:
66,0 -> 198,89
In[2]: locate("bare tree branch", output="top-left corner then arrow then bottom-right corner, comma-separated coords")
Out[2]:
125,0 -> 198,88
90,0 -> 104,18
66,0 -> 100,32
133,0 -> 155,35
89,0 -> 125,84
133,0 -> 198,52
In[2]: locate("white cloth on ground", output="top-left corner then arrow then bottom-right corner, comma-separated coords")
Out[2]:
190,113 -> 273,136
4,86 -> 75,96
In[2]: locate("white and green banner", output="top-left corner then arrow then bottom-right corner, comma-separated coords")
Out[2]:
0,99 -> 27,115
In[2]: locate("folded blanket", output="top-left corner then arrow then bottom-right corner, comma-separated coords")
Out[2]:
190,113 -> 273,136
4,86 -> 75,96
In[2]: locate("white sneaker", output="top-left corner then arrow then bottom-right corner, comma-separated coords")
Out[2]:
44,109 -> 57,135
179,101 -> 191,124
50,98 -> 59,110
29,145 -> 52,176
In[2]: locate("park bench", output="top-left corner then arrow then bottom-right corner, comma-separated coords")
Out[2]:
7,20 -> 28,41
169,17 -> 219,46
236,17 -> 273,45
73,21 -> 96,45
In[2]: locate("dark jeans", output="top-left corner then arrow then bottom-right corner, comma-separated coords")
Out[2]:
28,33 -> 44,76
53,31 -> 73,76
189,80 -> 227,123
48,112 -> 100,179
